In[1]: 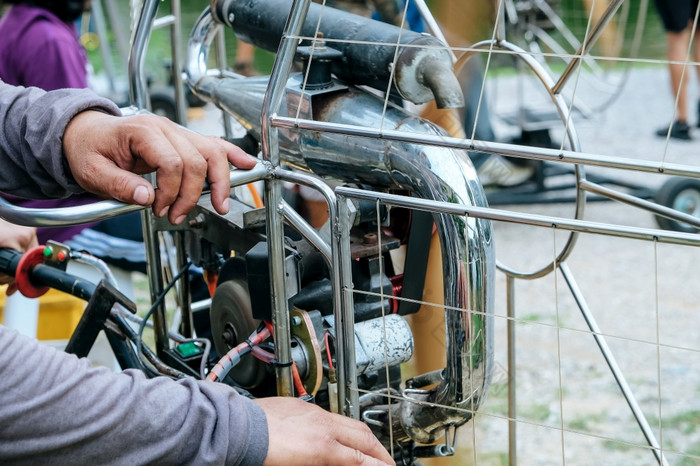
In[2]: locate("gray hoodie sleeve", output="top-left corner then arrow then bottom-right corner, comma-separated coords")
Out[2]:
0,327 -> 268,465
0,81 -> 120,198
0,82 -> 270,464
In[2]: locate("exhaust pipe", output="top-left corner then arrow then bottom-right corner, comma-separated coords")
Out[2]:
209,0 -> 463,108
188,10 -> 493,446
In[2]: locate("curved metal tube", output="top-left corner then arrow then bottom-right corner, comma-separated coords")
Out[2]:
455,39 -> 585,280
188,66 -> 494,443
0,164 -> 271,227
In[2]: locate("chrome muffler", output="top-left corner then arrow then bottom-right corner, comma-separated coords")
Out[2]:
188,8 -> 493,447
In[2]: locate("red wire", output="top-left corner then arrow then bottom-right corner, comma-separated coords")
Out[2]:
324,332 -> 334,371
291,362 -> 308,397
264,320 -> 308,397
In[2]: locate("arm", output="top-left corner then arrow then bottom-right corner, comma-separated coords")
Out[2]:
0,82 -> 257,224
0,83 -> 394,464
0,83 -> 119,199
0,327 -> 267,464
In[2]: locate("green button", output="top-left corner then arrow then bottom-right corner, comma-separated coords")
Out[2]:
43,247 -> 53,257
176,342 -> 202,358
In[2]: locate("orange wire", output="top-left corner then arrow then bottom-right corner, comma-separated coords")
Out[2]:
204,270 -> 218,297
292,362 -> 308,396
247,183 -> 263,208
266,320 -> 308,397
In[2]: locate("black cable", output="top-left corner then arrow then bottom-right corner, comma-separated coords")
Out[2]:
135,260 -> 193,376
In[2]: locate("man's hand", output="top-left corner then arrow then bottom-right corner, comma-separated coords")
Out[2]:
0,219 -> 38,295
255,397 -> 395,465
62,111 -> 258,225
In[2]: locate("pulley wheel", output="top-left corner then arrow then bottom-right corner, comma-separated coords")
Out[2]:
210,279 -> 267,389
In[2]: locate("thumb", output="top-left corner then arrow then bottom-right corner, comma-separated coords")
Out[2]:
77,161 -> 155,206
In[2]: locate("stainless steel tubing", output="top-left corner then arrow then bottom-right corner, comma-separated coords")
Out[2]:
552,0 -> 625,95
128,0 -> 160,109
454,39 -> 584,280
0,164 -> 271,227
273,167 -> 349,415
0,197 -> 140,227
259,0 -> 313,400
336,186 -> 700,247
560,263 -> 669,466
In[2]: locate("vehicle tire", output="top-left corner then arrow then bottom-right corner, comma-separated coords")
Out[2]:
149,87 -> 177,121
655,177 -> 700,232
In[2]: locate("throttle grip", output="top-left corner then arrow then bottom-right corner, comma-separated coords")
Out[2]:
0,248 -> 22,277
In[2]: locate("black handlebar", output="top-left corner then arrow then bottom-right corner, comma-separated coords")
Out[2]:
0,247 -> 96,300
0,248 -> 22,277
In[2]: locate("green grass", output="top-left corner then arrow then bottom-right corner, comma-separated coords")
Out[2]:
85,1 -> 276,87
666,410 -> 700,436
86,0 -> 668,85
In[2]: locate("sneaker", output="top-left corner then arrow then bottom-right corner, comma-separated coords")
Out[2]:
656,120 -> 691,140
476,155 -> 535,187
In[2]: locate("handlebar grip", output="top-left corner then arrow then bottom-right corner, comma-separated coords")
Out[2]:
0,248 -> 22,277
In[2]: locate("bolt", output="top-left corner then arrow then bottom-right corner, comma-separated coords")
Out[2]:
362,232 -> 378,245
313,32 -> 326,51
222,329 -> 234,346
188,214 -> 206,229
291,316 -> 302,327
228,12 -> 235,24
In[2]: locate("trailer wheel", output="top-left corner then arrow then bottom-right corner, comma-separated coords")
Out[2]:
655,177 -> 700,232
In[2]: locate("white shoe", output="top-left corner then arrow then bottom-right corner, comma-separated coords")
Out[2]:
476,155 -> 534,187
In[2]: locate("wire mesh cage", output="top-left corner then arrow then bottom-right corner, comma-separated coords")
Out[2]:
224,0 -> 699,463
3,0 -> 700,464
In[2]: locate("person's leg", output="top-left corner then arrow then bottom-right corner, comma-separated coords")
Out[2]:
667,28 -> 691,124
234,41 -> 258,77
692,17 -> 700,125
654,0 -> 693,138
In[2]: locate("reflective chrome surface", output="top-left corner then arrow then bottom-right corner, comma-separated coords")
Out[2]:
188,65 -> 495,442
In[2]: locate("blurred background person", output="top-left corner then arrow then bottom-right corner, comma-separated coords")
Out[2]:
0,0 -> 144,345
653,0 -> 700,140
0,0 -> 145,282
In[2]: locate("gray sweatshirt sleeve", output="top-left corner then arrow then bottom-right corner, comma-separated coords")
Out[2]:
0,82 -> 270,464
0,327 -> 268,465
0,81 -> 120,199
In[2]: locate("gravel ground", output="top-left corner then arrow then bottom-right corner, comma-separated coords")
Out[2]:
446,66 -> 700,465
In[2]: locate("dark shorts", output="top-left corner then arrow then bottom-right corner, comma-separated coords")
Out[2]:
655,0 -> 700,32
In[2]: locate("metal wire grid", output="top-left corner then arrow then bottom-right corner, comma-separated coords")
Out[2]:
331,187 -> 700,464
5,0 -> 691,463
256,0 -> 700,463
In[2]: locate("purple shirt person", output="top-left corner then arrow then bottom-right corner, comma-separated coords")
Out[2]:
0,2 -> 97,244
0,3 -> 89,90
0,1 -> 145,268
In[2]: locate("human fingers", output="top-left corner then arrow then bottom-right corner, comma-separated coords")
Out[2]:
68,154 -> 156,206
170,129 -> 252,218
64,111 -> 257,223
256,397 -> 395,466
184,134 -> 257,216
320,413 -> 395,465
63,111 -> 157,207
0,220 -> 38,294
0,222 -> 39,252
143,124 -> 211,224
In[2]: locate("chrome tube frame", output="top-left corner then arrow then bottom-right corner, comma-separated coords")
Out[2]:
259,0 -> 314,398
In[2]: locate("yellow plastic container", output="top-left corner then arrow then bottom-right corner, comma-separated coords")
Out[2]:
0,287 -> 86,340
